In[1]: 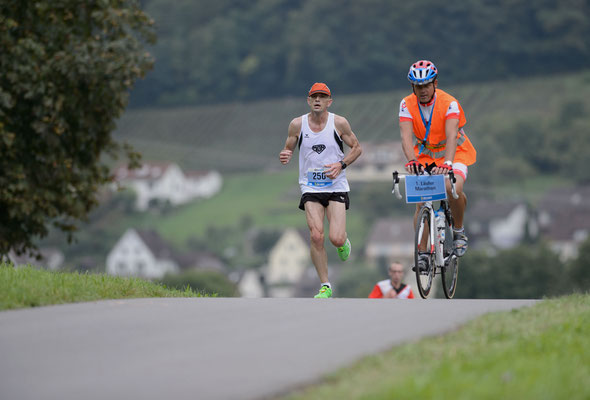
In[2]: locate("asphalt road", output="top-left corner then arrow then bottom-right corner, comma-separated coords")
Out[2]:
0,297 -> 537,400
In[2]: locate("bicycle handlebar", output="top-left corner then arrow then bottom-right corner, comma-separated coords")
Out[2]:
392,171 -> 459,200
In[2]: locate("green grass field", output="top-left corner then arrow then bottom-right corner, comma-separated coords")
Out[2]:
280,294 -> 590,400
0,264 -> 203,311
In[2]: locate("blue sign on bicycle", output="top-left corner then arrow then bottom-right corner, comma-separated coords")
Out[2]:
405,175 -> 447,203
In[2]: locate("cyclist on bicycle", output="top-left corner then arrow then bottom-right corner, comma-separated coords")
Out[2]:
398,60 -> 477,269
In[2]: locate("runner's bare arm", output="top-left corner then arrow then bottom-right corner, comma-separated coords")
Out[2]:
279,117 -> 302,165
324,115 -> 362,178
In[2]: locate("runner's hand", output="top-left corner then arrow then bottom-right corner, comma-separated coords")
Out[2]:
279,149 -> 293,164
324,162 -> 342,179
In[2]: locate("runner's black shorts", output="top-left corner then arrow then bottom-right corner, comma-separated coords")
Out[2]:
298,192 -> 350,211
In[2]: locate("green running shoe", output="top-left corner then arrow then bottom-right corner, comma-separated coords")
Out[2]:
337,238 -> 351,261
314,286 -> 333,298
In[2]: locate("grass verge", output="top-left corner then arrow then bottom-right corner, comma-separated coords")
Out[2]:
280,293 -> 590,400
0,264 -> 204,311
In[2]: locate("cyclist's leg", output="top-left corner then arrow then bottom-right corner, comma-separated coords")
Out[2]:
414,203 -> 429,250
304,201 -> 329,283
446,164 -> 469,256
446,165 -> 467,228
447,174 -> 466,228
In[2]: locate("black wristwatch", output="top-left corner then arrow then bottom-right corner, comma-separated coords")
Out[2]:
340,160 -> 347,170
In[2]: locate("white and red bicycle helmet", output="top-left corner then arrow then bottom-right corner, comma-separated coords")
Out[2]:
407,60 -> 438,85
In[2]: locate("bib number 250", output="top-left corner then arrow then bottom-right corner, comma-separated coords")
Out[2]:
307,168 -> 333,187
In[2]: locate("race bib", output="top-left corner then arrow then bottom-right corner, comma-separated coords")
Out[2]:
307,168 -> 333,187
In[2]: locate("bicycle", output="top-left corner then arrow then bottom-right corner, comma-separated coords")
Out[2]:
392,163 -> 460,299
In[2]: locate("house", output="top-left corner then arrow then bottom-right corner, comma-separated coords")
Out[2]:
106,228 -> 227,279
106,228 -> 180,279
113,162 -> 222,211
536,186 -> 590,261
345,141 -> 406,182
7,247 -> 65,270
236,269 -> 266,298
465,199 -> 533,250
365,217 -> 415,268
264,228 -> 311,297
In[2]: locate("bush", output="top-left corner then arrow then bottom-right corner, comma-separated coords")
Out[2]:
159,270 -> 238,297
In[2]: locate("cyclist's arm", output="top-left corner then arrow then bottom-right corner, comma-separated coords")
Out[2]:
399,120 -> 416,162
443,118 -> 459,163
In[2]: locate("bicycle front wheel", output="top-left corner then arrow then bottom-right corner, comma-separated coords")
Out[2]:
414,206 -> 434,298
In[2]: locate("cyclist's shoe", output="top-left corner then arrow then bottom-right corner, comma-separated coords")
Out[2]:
314,285 -> 333,299
412,254 -> 429,273
337,238 -> 351,261
453,229 -> 468,257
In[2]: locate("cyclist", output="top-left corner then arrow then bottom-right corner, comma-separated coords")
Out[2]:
279,82 -> 362,298
368,261 -> 415,299
398,60 -> 477,270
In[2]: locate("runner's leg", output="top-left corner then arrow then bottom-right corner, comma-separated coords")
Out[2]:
326,201 -> 347,248
305,201 -> 329,283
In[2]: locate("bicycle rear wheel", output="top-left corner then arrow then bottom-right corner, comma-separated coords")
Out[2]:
441,214 -> 459,298
414,206 -> 434,298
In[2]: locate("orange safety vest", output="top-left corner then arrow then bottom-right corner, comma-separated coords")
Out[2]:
403,89 -> 477,166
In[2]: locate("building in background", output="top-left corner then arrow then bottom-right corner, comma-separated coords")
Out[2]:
106,228 -> 225,279
345,141 -> 405,182
365,217 -> 414,269
113,162 -> 222,211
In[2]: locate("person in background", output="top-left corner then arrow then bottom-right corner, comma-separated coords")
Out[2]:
369,261 -> 415,299
279,82 -> 362,299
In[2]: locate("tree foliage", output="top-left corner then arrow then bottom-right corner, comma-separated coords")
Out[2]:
130,0 -> 590,107
456,243 -> 568,299
0,0 -> 155,256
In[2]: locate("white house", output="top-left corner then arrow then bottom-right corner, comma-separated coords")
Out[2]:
106,228 -> 179,279
345,141 -> 406,182
365,217 -> 415,268
113,162 -> 222,211
7,247 -> 65,270
466,199 -> 533,251
265,228 -> 311,297
236,269 -> 266,298
537,186 -> 590,261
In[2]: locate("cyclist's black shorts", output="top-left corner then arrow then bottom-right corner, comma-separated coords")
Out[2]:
299,192 -> 350,211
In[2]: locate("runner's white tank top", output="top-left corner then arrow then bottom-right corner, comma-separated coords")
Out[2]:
298,112 -> 350,194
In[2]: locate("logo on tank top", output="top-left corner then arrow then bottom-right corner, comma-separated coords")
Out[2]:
312,144 -> 326,154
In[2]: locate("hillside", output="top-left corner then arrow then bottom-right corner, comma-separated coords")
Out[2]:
116,70 -> 590,178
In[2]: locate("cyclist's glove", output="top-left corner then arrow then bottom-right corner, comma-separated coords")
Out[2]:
405,159 -> 423,175
439,162 -> 452,174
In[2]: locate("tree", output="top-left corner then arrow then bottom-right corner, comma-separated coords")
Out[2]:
569,236 -> 590,292
457,243 -> 566,299
0,0 -> 155,256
